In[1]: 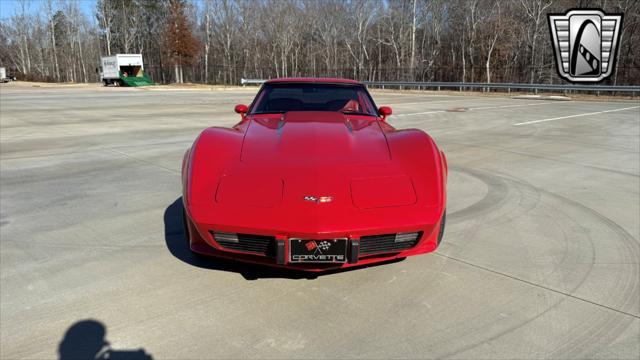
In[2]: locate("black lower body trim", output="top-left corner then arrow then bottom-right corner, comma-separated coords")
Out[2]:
276,240 -> 286,264
349,240 -> 360,263
437,210 -> 446,246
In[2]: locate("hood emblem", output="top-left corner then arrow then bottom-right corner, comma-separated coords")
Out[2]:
304,195 -> 333,204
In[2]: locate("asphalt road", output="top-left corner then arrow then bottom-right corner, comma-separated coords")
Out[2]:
1,83 -> 639,359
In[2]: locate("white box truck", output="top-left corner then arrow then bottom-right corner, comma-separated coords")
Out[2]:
100,54 -> 153,87
0,67 -> 15,83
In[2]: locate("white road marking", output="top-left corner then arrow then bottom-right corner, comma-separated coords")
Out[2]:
395,101 -> 560,117
513,105 -> 640,126
394,110 -> 446,117
389,97 -> 495,106
470,102 -> 554,110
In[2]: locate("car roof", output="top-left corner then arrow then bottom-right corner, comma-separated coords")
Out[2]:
264,77 -> 363,85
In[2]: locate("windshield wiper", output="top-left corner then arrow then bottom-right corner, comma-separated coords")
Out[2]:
252,110 -> 286,114
342,111 -> 374,116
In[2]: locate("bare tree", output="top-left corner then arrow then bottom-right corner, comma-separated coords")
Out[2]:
483,1 -> 501,83
96,0 -> 113,55
202,0 -> 212,83
45,0 -> 60,81
0,0 -> 638,86
13,0 -> 32,75
409,0 -> 417,79
520,0 -> 554,83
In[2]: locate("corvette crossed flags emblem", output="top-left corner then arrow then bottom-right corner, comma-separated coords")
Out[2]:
305,240 -> 332,252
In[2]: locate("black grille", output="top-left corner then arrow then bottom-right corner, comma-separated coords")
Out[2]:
214,233 -> 276,257
359,233 -> 420,256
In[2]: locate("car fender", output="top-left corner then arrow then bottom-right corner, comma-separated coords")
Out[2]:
385,128 -> 447,210
183,126 -> 245,207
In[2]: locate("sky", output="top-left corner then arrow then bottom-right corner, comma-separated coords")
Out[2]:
0,0 -> 97,20
0,0 -> 209,21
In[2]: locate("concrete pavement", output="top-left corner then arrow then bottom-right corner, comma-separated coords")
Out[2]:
1,83 -> 638,359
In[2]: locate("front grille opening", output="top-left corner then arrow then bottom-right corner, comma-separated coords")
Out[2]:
209,231 -> 421,260
211,231 -> 276,257
359,232 -> 422,256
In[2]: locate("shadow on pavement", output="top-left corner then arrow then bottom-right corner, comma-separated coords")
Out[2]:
58,319 -> 152,360
163,197 -> 403,280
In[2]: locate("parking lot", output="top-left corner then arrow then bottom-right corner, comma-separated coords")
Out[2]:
1,83 -> 638,359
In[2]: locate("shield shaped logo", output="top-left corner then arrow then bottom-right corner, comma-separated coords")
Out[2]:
548,9 -> 623,82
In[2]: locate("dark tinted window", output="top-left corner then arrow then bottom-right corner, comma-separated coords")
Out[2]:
250,83 -> 377,116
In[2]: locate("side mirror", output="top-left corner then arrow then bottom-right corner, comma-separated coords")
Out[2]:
234,104 -> 248,119
378,106 -> 392,120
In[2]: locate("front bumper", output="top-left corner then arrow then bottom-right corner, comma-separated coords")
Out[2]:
184,207 -> 443,272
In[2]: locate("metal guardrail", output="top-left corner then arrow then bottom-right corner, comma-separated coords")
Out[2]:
240,78 -> 639,95
364,81 -> 640,94
241,78 -> 267,85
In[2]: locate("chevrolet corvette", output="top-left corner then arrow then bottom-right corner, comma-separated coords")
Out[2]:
181,78 -> 447,271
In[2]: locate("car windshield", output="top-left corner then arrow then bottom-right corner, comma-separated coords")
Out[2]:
250,83 -> 378,116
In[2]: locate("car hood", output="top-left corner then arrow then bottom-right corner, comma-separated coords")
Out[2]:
187,111 -> 444,234
214,112 -> 419,212
240,111 -> 391,165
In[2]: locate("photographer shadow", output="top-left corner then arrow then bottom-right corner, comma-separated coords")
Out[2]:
58,319 -> 152,360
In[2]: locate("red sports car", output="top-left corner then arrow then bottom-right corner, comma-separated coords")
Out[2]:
182,78 -> 447,271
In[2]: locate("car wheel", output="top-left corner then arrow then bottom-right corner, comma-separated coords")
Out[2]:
437,210 -> 446,246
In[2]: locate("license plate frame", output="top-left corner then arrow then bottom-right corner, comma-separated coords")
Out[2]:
289,238 -> 348,263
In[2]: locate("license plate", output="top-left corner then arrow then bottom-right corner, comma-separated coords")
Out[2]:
289,238 -> 348,263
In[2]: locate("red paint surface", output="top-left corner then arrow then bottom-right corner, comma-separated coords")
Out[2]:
182,78 -> 447,271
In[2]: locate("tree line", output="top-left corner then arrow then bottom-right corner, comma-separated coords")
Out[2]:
0,0 -> 638,85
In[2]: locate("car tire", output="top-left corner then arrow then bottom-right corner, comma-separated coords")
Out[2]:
437,210 -> 446,246
181,206 -> 191,246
